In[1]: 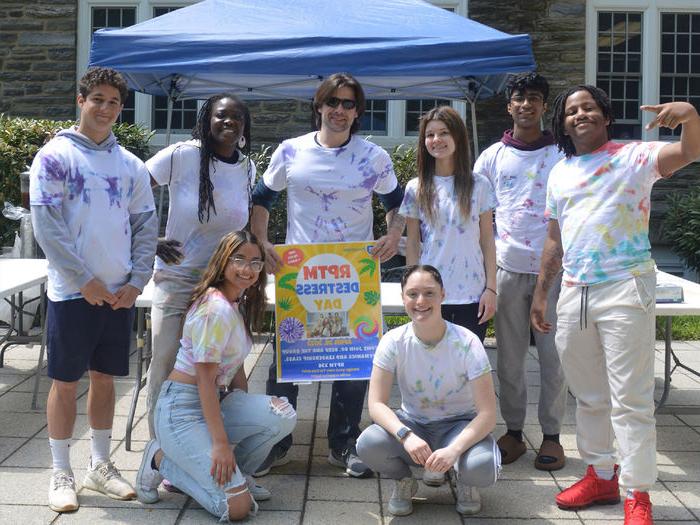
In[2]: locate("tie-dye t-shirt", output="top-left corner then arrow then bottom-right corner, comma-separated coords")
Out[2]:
29,135 -> 155,301
546,141 -> 666,286
374,321 -> 491,422
399,174 -> 497,304
262,132 -> 398,243
174,288 -> 252,387
474,142 -> 563,274
147,140 -> 255,284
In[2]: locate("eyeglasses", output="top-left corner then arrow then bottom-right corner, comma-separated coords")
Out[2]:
510,94 -> 544,104
229,256 -> 265,273
325,97 -> 357,110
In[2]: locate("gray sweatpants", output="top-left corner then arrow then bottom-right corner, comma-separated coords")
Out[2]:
356,411 -> 500,487
495,268 -> 567,435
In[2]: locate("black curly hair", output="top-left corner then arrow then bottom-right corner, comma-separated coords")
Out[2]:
551,85 -> 614,158
505,72 -> 550,102
191,93 -> 251,223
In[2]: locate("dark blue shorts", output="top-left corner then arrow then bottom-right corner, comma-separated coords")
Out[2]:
47,298 -> 134,382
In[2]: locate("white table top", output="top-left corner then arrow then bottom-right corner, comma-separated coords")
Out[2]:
135,270 -> 700,317
135,278 -> 405,313
0,258 -> 49,298
655,270 -> 700,316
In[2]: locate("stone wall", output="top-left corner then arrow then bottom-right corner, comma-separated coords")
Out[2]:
0,1 -> 77,120
468,0 -> 587,147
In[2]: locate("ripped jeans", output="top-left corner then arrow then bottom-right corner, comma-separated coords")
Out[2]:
155,381 -> 297,520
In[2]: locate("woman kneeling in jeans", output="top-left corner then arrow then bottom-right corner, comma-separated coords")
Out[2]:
357,265 -> 500,516
135,230 -> 296,520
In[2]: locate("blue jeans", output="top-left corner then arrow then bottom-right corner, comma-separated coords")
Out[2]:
155,380 -> 297,519
356,411 -> 500,487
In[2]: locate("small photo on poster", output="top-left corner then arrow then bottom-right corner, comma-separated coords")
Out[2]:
307,311 -> 349,338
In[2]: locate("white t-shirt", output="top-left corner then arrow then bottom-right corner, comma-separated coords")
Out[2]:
474,142 -> 563,274
29,135 -> 155,301
399,174 -> 496,304
262,132 -> 398,244
174,288 -> 252,387
374,321 -> 491,422
546,141 -> 665,286
147,140 -> 255,283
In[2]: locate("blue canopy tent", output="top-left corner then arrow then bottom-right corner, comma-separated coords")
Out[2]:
89,0 -> 536,151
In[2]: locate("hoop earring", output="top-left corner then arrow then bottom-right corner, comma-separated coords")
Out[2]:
238,136 -> 246,149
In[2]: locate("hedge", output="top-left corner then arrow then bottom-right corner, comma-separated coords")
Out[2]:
0,115 -> 153,246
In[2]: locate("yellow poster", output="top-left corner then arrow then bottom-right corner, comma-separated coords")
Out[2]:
274,241 -> 382,382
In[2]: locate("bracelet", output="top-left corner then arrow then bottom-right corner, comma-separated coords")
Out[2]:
485,287 -> 497,296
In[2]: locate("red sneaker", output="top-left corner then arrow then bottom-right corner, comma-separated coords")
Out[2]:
625,491 -> 653,525
556,465 -> 621,510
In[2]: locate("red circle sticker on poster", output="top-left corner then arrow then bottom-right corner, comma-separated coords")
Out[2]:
283,248 -> 304,267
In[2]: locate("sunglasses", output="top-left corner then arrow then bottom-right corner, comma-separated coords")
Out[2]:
325,97 -> 357,110
229,256 -> 265,273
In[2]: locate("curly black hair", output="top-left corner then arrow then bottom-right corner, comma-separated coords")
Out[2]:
191,93 -> 252,223
505,72 -> 550,102
551,85 -> 615,158
79,67 -> 128,103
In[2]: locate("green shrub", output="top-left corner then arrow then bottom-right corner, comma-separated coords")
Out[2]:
663,189 -> 700,273
0,115 -> 153,245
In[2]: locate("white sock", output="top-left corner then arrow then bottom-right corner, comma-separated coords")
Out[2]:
593,466 -> 615,480
627,489 -> 644,498
90,428 -> 112,465
49,438 -> 71,472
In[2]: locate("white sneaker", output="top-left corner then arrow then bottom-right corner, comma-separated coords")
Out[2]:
246,475 -> 271,501
135,439 -> 163,504
456,485 -> 482,515
423,469 -> 446,487
388,477 -> 418,516
83,459 -> 136,500
48,469 -> 79,512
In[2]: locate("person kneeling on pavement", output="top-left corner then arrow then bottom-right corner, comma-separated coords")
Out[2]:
356,265 -> 501,517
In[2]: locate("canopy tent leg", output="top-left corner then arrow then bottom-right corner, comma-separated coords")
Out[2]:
156,97 -> 174,224
470,99 -> 479,158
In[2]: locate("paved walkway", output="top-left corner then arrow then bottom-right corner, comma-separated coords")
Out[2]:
1,334 -> 699,524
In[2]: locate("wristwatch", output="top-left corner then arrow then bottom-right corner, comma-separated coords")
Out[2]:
396,426 -> 412,442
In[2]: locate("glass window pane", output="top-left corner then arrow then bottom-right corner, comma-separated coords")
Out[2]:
662,34 -> 675,53
661,54 -> 674,73
612,100 -> 624,120
626,80 -> 638,99
628,34 -> 641,52
599,12 -> 612,32
122,8 -> 135,27
611,80 -> 624,98
406,100 -> 421,112
678,14 -> 690,33
662,14 -> 675,33
625,101 -> 638,120
692,34 -> 700,53
93,8 -> 106,28
629,13 -> 641,25
107,9 -> 121,27
692,54 -> 700,72
660,76 -> 673,96
677,54 -> 689,73
598,53 -> 611,72
677,34 -> 690,54
613,54 -> 626,71
693,14 -> 700,32
627,54 -> 641,73
613,12 -> 626,27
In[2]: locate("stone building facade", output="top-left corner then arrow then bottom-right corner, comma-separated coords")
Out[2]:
1,0 -> 698,275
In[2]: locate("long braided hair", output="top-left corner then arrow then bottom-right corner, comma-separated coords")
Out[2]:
191,93 -> 252,223
416,106 -> 473,225
551,85 -> 614,158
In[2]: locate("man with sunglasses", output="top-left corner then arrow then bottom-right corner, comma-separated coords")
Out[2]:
251,72 -> 405,478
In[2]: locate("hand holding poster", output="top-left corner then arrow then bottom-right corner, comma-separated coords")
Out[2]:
274,242 -> 382,382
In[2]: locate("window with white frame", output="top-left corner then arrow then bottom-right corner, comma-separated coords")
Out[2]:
586,1 -> 700,141
151,6 -> 199,132
78,0 -> 468,144
90,6 -> 137,124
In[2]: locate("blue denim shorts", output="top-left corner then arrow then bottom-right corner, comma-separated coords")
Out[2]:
47,298 -> 134,381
